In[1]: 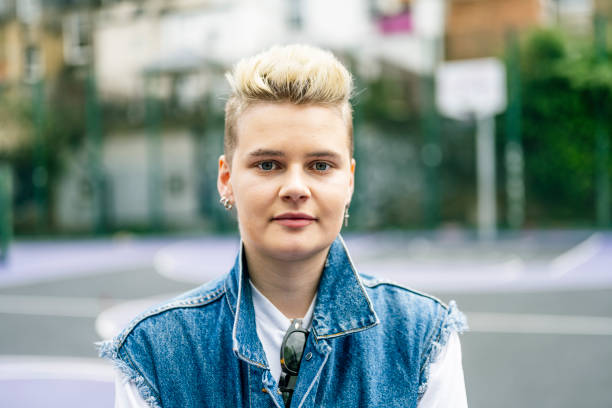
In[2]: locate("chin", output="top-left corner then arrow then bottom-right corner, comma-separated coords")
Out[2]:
266,235 -> 333,262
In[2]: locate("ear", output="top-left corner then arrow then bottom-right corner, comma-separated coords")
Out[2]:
217,155 -> 233,201
347,158 -> 356,206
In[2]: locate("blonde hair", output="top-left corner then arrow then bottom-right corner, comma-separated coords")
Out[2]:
223,44 -> 354,163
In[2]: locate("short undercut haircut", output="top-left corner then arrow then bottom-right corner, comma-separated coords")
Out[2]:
223,44 -> 354,164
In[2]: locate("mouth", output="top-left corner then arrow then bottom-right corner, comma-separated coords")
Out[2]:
273,212 -> 317,220
272,213 -> 317,228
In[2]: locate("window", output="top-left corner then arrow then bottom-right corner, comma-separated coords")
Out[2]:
24,45 -> 43,82
63,12 -> 92,66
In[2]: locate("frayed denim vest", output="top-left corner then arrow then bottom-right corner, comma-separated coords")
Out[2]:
98,236 -> 467,408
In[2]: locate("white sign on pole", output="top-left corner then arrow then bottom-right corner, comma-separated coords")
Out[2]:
436,58 -> 507,120
435,58 -> 507,240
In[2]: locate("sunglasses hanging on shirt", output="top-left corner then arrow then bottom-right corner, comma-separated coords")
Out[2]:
279,319 -> 308,407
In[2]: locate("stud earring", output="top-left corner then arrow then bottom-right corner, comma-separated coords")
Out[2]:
344,206 -> 350,227
220,196 -> 233,210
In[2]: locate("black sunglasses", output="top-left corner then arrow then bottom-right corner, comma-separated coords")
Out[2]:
279,319 -> 308,407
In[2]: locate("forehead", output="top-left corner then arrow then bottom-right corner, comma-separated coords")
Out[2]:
234,102 -> 351,156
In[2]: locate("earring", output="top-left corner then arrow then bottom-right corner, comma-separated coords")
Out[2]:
344,206 -> 350,227
220,196 -> 233,210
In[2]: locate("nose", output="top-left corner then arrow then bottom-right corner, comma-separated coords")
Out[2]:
278,165 -> 311,203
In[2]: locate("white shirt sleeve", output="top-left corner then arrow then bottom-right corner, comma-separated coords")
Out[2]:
114,370 -> 152,408
417,332 -> 468,408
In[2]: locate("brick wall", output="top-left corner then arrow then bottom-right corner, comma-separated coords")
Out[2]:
445,0 -> 545,60
595,0 -> 612,16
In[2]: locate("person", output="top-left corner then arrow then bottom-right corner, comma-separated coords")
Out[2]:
99,44 -> 468,408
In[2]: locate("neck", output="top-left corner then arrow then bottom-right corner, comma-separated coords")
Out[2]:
244,246 -> 328,319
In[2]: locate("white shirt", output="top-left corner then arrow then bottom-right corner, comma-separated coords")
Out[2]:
250,281 -> 317,382
114,282 -> 467,407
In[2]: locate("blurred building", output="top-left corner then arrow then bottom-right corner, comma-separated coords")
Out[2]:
445,0 -> 595,60
552,0 -> 597,31
0,1 -> 64,85
4,0 -> 605,233
0,1 -> 68,166
595,0 -> 612,17
445,0 -> 544,60
53,0 -> 450,232
92,0 -> 447,99
56,129 -> 200,230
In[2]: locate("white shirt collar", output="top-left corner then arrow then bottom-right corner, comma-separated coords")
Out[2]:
249,280 -> 316,331
249,280 -> 317,381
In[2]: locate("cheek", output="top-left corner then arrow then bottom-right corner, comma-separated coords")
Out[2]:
233,179 -> 274,212
315,178 -> 351,213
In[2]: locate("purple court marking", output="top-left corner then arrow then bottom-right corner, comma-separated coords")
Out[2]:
0,379 -> 114,408
154,237 -> 241,284
0,356 -> 114,408
556,233 -> 612,277
0,236 -> 220,288
153,232 -> 612,293
0,231 -> 609,292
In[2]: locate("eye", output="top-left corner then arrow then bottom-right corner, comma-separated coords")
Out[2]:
313,162 -> 331,172
257,161 -> 278,171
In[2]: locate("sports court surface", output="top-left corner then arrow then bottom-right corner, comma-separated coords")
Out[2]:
1,230 -> 611,407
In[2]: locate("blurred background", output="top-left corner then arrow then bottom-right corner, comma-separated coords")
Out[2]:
0,0 -> 611,407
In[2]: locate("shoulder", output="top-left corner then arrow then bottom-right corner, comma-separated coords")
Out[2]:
359,273 -> 468,343
358,273 -> 468,399
360,273 -> 449,315
104,274 -> 229,351
97,275 -> 231,406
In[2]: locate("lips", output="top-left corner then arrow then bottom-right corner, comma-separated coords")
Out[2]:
272,212 -> 317,228
273,212 -> 316,220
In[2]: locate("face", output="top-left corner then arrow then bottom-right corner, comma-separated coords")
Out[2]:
217,102 -> 355,263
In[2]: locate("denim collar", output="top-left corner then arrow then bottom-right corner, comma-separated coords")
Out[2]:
225,235 -> 380,368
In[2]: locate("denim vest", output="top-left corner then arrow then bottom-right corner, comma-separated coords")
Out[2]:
99,236 -> 467,408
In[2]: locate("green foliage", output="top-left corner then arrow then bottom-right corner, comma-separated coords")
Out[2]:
0,68 -> 92,233
521,28 -> 566,77
510,27 -> 612,224
359,74 -> 420,132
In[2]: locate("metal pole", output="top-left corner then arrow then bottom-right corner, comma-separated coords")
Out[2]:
145,74 -> 164,231
0,163 -> 12,264
31,78 -> 47,232
420,73 -> 441,228
476,115 -> 497,240
421,35 -> 444,229
86,69 -> 105,234
505,30 -> 525,230
201,94 -> 227,232
594,14 -> 610,228
289,0 -> 302,29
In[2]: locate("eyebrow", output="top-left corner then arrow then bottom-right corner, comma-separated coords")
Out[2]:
247,149 -> 342,160
305,151 -> 342,160
247,149 -> 285,158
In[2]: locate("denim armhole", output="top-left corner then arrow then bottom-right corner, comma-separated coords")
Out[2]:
417,300 -> 469,401
98,338 -> 162,408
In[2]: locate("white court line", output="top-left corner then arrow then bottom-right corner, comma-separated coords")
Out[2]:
0,295 -> 124,318
467,312 -> 612,336
154,246 -> 180,282
0,355 -> 113,381
2,296 -> 612,337
549,233 -> 602,279
95,294 -> 175,340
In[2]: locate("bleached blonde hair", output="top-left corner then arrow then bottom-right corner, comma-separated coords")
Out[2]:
223,44 -> 354,163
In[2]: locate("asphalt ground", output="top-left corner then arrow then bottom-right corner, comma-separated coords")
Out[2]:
0,233 -> 611,407
445,289 -> 612,408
